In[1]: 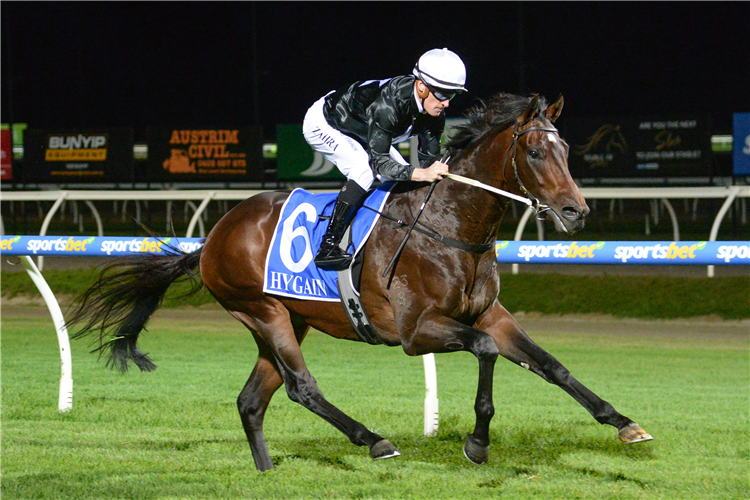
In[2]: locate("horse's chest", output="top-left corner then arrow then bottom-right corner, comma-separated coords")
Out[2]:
464,260 -> 500,318
384,253 -> 499,324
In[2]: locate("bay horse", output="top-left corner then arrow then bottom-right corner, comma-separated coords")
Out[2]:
68,93 -> 652,472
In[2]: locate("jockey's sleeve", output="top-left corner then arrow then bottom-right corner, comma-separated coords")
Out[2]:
417,116 -> 445,168
366,100 -> 416,181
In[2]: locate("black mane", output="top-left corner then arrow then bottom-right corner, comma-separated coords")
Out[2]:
445,93 -> 549,155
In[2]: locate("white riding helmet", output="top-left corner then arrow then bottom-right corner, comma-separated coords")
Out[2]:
413,48 -> 468,93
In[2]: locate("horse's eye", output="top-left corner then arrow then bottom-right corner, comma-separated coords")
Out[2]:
528,148 -> 541,159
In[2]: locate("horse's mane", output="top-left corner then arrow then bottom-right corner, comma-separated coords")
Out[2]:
445,93 -> 549,155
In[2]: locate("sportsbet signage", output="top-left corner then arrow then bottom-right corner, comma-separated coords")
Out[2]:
494,241 -> 750,265
0,236 -> 204,257
3,236 -> 746,266
276,124 -> 345,181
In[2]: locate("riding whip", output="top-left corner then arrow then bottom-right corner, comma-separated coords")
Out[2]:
382,155 -> 449,278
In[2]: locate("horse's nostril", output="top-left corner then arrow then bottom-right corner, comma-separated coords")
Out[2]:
562,207 -> 581,220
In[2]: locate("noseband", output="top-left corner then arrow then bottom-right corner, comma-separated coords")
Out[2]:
502,123 -> 561,222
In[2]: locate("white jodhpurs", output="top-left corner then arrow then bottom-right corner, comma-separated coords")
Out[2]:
302,95 -> 409,190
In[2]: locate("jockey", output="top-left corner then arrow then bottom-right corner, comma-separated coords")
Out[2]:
303,48 -> 468,270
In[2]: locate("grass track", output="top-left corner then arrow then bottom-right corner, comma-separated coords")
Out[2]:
1,310 -> 748,499
2,269 -> 749,320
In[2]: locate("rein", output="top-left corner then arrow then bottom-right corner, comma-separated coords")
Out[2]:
442,173 -> 531,206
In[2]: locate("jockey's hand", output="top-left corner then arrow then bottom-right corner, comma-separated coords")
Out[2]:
411,161 -> 449,182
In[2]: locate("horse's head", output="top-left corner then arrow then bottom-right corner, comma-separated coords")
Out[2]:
508,95 -> 589,233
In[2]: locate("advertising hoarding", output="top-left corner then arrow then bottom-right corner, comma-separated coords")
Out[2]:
147,127 -> 263,182
494,240 -> 749,266
0,123 -> 28,147
1,129 -> 12,180
276,124 -> 345,181
562,116 -> 712,179
23,128 -> 134,183
733,113 -> 750,176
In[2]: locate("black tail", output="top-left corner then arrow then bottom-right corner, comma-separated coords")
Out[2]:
66,249 -> 203,372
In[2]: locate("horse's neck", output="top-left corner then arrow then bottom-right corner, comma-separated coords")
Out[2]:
426,177 -> 509,245
396,177 -> 507,249
422,129 -> 515,244
388,126 -> 515,246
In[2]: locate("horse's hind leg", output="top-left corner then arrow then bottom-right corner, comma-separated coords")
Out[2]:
230,306 -> 398,469
477,302 -> 653,443
237,316 -> 313,471
237,332 -> 285,472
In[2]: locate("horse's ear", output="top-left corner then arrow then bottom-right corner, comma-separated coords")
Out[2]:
519,94 -> 540,126
545,95 -> 564,123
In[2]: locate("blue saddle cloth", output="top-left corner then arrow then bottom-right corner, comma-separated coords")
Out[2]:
263,184 -> 392,301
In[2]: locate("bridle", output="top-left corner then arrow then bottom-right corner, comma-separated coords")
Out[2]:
500,121 -> 562,223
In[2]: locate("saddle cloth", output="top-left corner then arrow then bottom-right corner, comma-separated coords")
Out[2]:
263,184 -> 392,301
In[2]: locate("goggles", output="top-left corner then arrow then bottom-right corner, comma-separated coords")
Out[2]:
428,86 -> 459,102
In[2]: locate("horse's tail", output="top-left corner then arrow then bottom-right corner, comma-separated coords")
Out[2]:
66,249 -> 203,373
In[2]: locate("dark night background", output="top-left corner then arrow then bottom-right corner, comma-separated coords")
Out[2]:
2,1 -> 749,140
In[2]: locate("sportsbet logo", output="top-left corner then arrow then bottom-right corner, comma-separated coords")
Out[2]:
507,241 -> 606,262
0,235 -> 22,251
26,236 -> 95,254
614,242 -> 706,263
495,241 -> 510,252
100,237 -> 171,255
717,244 -> 750,263
178,241 -> 203,253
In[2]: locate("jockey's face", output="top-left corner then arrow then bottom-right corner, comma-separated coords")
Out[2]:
416,80 -> 449,117
423,91 -> 450,117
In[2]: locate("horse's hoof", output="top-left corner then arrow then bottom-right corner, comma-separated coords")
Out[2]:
463,434 -> 489,465
370,439 -> 400,460
618,422 -> 653,444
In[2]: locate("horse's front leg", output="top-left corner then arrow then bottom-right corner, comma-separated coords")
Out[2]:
401,310 -> 500,464
475,301 -> 653,444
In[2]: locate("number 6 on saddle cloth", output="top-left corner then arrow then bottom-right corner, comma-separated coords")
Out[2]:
263,184 -> 391,305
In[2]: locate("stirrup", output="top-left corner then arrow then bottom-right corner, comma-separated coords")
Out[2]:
315,249 -> 353,271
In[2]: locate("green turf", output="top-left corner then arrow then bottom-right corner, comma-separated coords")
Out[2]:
498,274 -> 750,320
2,269 -> 749,319
1,313 -> 747,499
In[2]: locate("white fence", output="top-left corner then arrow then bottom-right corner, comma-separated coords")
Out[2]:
2,186 -> 748,275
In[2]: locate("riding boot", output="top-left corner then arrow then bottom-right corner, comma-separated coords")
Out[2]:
315,180 -> 367,271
